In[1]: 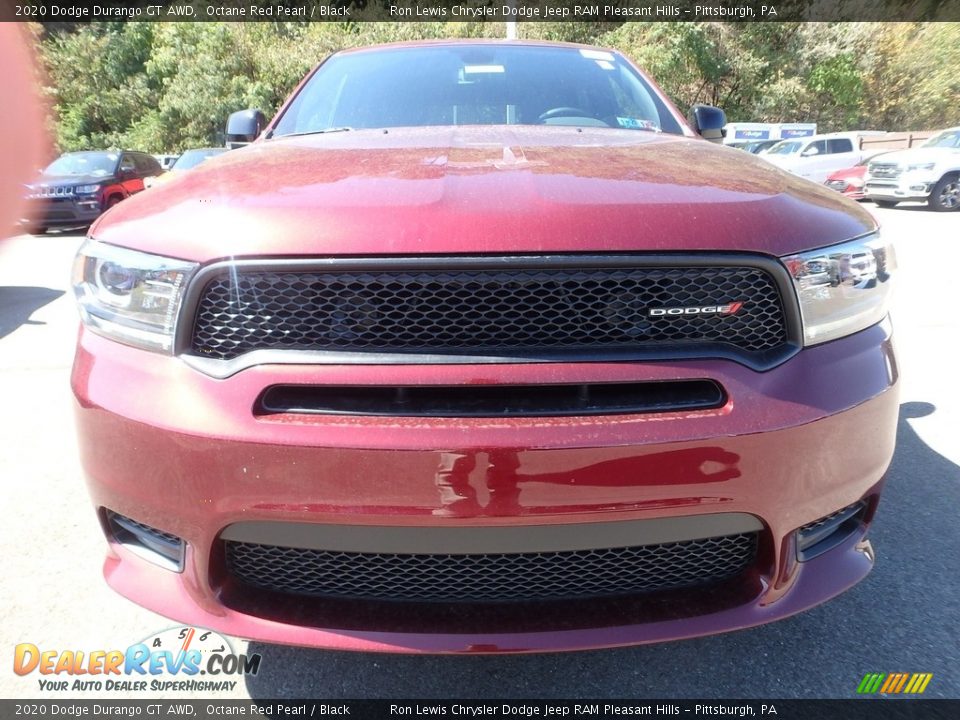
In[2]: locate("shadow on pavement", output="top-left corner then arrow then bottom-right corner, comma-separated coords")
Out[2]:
244,402 -> 959,699
0,286 -> 65,339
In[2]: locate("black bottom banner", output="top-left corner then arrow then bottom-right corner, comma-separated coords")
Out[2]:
2,700 -> 956,720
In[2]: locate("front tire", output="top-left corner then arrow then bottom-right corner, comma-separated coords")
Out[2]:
874,200 -> 898,209
930,175 -> 960,212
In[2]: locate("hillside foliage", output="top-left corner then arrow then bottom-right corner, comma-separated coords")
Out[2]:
34,20 -> 960,154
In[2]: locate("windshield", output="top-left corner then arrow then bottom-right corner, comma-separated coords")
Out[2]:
922,129 -> 960,149
272,45 -> 682,137
765,141 -> 802,156
44,152 -> 119,177
173,149 -> 226,170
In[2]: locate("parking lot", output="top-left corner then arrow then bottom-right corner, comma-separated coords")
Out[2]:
1,203 -> 957,700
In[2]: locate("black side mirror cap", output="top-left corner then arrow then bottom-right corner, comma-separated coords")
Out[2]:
688,105 -> 727,143
225,109 -> 266,148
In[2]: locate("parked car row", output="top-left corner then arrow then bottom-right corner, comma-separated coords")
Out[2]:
862,127 -> 960,212
820,126 -> 960,212
727,139 -> 779,154
144,148 -> 227,188
760,131 -> 887,184
20,150 -> 162,234
20,146 -> 230,233
734,123 -> 958,212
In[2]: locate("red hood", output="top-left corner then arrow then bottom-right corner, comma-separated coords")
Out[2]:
93,127 -> 876,262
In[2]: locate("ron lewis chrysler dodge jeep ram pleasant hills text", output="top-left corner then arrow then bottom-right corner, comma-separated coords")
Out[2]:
71,41 -> 898,653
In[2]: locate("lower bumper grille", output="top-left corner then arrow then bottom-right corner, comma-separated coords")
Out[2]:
224,532 -> 758,603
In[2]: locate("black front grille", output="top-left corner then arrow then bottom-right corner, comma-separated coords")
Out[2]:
189,262 -> 789,364
224,533 -> 758,603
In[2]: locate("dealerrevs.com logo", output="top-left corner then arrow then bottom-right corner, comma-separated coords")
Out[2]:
13,627 -> 261,693
648,302 -> 745,317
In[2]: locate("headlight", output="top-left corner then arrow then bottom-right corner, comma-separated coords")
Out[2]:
781,233 -> 895,345
72,239 -> 198,353
74,184 -> 101,194
906,163 -> 935,172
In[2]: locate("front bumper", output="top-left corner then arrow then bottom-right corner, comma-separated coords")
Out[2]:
824,180 -> 865,201
20,197 -> 103,227
865,174 -> 937,202
72,319 -> 899,653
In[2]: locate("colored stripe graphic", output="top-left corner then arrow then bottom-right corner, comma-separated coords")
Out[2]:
857,672 -> 932,694
879,674 -> 897,693
857,673 -> 884,694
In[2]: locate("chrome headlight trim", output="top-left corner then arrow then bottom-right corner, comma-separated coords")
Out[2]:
72,239 -> 199,353
781,232 -> 895,346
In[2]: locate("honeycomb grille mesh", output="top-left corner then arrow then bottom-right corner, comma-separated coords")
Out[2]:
224,533 -> 758,603
190,265 -> 787,361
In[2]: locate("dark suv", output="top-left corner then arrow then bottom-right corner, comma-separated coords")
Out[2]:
22,150 -> 162,233
71,41 -> 898,654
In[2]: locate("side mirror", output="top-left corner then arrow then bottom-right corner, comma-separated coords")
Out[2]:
802,146 -> 820,157
225,109 -> 266,148
688,104 -> 726,143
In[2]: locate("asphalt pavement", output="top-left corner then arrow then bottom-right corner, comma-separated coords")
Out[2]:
1,203 -> 957,700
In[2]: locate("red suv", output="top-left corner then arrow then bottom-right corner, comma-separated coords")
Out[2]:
71,41 -> 898,653
23,150 -> 162,233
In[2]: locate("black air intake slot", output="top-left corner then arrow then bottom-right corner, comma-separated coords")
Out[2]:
797,501 -> 868,561
258,380 -> 725,418
104,510 -> 185,572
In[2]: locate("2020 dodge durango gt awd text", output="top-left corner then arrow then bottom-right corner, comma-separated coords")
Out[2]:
71,41 -> 898,654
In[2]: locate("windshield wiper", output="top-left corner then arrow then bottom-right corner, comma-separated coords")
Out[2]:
268,127 -> 353,140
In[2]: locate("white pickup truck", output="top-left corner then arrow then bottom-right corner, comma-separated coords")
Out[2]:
863,127 -> 960,211
761,132 -> 885,184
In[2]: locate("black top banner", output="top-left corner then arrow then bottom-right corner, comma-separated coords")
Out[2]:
3,0 -> 960,23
